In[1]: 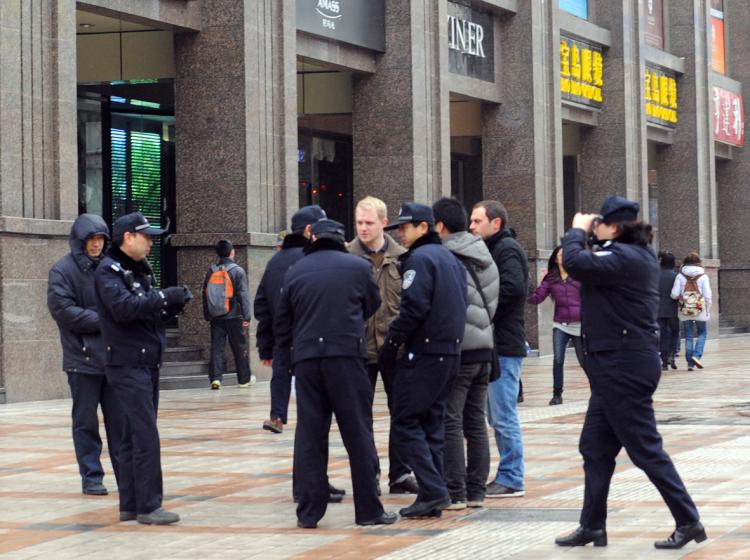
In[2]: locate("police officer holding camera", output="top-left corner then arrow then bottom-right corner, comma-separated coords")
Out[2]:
95,212 -> 192,525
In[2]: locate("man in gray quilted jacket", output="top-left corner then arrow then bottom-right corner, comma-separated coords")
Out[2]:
433,198 -> 499,510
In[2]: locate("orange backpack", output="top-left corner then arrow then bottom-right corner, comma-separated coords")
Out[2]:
205,264 -> 238,318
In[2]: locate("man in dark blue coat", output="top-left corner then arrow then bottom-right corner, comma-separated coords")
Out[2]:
48,214 -> 122,496
95,212 -> 192,525
274,219 -> 396,529
379,203 -> 468,518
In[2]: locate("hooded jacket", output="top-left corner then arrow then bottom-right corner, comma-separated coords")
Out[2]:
48,214 -> 110,374
527,272 -> 582,325
671,265 -> 712,322
443,231 -> 499,363
348,233 -> 406,364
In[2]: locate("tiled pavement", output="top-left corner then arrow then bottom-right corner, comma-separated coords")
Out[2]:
2,337 -> 750,559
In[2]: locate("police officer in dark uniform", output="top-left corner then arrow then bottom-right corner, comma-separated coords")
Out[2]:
379,203 -> 468,518
94,212 -> 192,525
274,218 -> 396,529
555,197 -> 705,550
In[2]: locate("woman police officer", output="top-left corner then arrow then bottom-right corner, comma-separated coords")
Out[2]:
554,196 -> 705,550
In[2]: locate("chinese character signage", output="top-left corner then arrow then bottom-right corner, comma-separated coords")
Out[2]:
296,0 -> 385,52
560,0 -> 588,19
712,87 -> 745,147
447,2 -> 495,82
643,0 -> 664,49
645,65 -> 677,127
560,36 -> 603,107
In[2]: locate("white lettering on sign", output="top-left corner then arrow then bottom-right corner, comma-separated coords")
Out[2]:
447,15 -> 486,58
316,0 -> 341,18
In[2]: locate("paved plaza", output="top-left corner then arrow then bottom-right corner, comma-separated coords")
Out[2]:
1,336 -> 749,559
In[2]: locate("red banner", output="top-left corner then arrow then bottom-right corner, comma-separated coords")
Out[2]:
712,87 -> 745,147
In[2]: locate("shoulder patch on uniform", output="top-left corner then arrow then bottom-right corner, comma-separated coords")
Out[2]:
110,263 -> 121,272
402,269 -> 416,289
594,251 -> 613,257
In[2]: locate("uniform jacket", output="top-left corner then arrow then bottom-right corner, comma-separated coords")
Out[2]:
671,265 -> 712,322
95,245 -> 174,367
274,238 -> 382,366
562,228 -> 660,353
254,233 -> 308,360
443,231 -> 499,363
201,257 -> 252,322
47,214 -> 110,375
387,231 -> 467,356
486,228 -> 528,357
657,268 -> 678,319
527,272 -> 582,324
348,233 -> 406,364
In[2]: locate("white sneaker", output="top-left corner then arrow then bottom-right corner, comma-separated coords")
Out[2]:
691,357 -> 703,369
446,501 -> 467,511
210,380 -> 221,390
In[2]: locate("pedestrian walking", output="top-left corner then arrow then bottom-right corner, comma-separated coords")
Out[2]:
274,219 -> 396,529
433,198 -> 497,511
657,251 -> 679,370
48,214 -> 122,496
202,240 -> 255,390
555,196 -> 705,550
671,252 -> 712,371
527,245 -> 584,405
469,200 -> 527,499
379,203 -> 468,518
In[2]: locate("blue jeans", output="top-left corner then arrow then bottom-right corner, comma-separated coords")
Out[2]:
552,328 -> 584,393
684,320 -> 707,365
486,356 -> 524,490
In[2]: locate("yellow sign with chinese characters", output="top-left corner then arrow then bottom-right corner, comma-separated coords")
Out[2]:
645,65 -> 677,126
560,36 -> 603,107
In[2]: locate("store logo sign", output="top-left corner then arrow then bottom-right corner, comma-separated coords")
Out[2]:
296,0 -> 385,52
645,65 -> 677,127
560,35 -> 603,107
447,2 -> 494,82
315,0 -> 341,29
712,87 -> 745,147
448,16 -> 486,58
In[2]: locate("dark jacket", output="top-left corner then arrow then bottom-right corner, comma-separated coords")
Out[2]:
95,245 -> 174,367
254,233 -> 308,360
48,214 -> 110,375
657,267 -> 678,319
387,231 -> 467,356
202,257 -> 252,321
348,233 -> 406,364
527,272 -> 582,324
486,228 -> 528,357
274,238 -> 381,366
562,228 -> 660,354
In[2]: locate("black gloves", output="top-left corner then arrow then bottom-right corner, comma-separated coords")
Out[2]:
377,338 -> 400,373
162,286 -> 193,314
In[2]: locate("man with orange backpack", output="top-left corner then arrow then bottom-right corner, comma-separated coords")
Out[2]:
202,240 -> 254,389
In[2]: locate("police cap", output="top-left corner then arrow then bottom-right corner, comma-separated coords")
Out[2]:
311,218 -> 346,242
113,212 -> 166,239
384,202 -> 435,230
291,205 -> 327,233
599,196 -> 640,224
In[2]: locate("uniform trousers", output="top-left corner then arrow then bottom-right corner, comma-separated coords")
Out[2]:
269,349 -> 293,423
105,365 -> 164,515
294,357 -> 384,526
391,353 -> 459,503
579,349 -> 700,530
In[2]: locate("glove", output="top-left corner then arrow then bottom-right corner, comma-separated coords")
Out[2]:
162,286 -> 187,307
180,285 -> 194,303
378,339 -> 400,373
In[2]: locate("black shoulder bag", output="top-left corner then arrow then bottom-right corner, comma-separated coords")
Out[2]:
463,261 -> 501,382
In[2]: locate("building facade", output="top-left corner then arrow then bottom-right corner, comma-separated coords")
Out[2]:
0,0 -> 746,402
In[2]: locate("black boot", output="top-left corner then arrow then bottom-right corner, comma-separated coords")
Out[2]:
555,526 -> 607,547
654,521 -> 707,549
549,390 -> 563,406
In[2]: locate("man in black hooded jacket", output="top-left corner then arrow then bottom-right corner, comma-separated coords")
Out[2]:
48,213 -> 122,496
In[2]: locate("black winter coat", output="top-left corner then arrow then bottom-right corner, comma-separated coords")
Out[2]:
486,228 -> 528,357
201,257 -> 252,321
48,214 -> 110,375
658,268 -> 678,319
254,233 -> 308,360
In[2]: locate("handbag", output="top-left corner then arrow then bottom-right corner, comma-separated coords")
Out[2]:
463,261 -> 501,382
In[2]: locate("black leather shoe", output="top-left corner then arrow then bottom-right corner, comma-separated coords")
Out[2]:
82,483 -> 108,496
399,497 -> 451,518
137,508 -> 180,525
119,511 -> 136,522
555,526 -> 607,547
293,492 -> 343,504
297,520 -> 317,529
357,512 -> 398,526
654,521 -> 707,549
389,476 -> 419,494
328,483 -> 346,496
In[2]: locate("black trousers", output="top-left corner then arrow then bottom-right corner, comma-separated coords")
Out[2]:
367,364 -> 411,485
444,362 -> 490,502
579,349 -> 700,530
294,357 -> 384,525
209,319 -> 252,384
657,317 -> 679,364
106,365 -> 163,515
391,353 -> 459,503
67,372 -> 122,487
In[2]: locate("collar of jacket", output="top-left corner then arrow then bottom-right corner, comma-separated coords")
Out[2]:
349,233 -> 405,261
73,250 -> 100,274
216,257 -> 235,266
108,245 -> 152,274
486,227 -> 512,252
303,237 -> 349,255
401,230 -> 442,261
282,232 -> 309,250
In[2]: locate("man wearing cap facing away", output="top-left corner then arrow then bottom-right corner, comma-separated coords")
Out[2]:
274,218 -> 396,529
379,203 -> 468,518
95,212 -> 192,525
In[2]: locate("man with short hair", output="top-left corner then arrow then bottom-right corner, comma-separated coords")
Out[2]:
202,239 -> 255,390
348,196 -> 417,495
379,203 -> 468,518
48,214 -> 122,497
469,200 -> 528,498
433,198 -> 498,510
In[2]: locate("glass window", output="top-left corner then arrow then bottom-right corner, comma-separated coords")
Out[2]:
560,0 -> 588,19
77,98 -> 104,216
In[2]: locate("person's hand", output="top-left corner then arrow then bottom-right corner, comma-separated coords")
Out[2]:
261,359 -> 272,366
378,339 -> 400,373
162,286 -> 187,306
572,213 -> 598,232
181,285 -> 194,303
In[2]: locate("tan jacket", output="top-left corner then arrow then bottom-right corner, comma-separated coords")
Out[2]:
349,233 -> 406,364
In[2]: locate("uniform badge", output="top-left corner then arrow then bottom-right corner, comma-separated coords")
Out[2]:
594,251 -> 613,257
110,263 -> 120,272
402,269 -> 416,290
